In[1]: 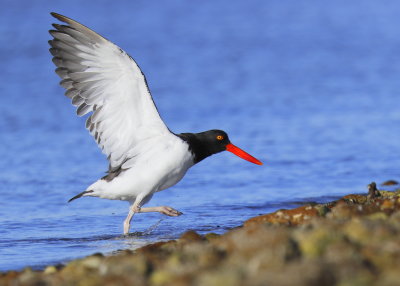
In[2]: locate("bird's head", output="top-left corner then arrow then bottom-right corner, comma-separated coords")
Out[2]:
181,129 -> 263,165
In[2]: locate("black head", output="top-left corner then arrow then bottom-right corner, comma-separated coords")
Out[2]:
177,129 -> 262,165
195,129 -> 231,153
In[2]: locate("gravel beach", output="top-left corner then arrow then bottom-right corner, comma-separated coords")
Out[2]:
2,182 -> 400,286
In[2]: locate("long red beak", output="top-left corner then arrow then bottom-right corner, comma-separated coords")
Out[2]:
226,143 -> 263,165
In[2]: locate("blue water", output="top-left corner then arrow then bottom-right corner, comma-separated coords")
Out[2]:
1,0 -> 400,271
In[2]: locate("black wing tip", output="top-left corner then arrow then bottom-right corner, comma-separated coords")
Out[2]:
68,190 -> 94,203
50,11 -> 108,44
51,12 -> 74,26
52,23 -> 61,30
48,29 -> 62,37
51,12 -> 64,21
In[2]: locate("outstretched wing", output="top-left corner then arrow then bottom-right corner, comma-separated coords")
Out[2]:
49,12 -> 170,170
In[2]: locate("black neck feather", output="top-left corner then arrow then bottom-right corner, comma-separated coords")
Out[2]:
176,133 -> 215,164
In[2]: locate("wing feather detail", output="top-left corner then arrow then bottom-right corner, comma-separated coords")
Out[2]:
49,12 -> 170,169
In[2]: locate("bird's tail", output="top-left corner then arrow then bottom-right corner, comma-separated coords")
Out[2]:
68,190 -> 94,203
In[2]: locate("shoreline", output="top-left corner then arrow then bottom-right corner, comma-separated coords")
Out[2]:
2,182 -> 400,285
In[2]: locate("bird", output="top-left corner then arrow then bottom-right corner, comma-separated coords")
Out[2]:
48,12 -> 263,234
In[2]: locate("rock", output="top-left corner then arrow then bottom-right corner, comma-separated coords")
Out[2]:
179,230 -> 204,242
296,224 -> 344,257
43,265 -> 58,275
195,269 -> 241,286
18,268 -> 38,284
381,180 -> 399,186
204,232 -> 220,241
342,194 -> 367,204
81,255 -> 102,269
244,205 -> 320,227
150,270 -> 176,286
367,182 -> 380,199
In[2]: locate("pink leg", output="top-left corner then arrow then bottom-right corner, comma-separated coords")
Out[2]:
139,206 -> 182,216
123,201 -> 141,235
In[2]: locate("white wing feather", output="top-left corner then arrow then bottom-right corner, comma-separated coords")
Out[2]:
49,13 -> 170,170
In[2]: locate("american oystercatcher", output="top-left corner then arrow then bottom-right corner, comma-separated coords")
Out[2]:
49,13 -> 263,234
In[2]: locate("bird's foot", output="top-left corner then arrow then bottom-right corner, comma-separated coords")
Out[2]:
158,206 -> 182,216
138,206 -> 182,216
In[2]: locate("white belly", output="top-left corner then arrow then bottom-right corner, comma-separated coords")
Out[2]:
87,135 -> 194,202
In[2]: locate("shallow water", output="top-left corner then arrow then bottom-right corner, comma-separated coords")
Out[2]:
1,0 -> 400,271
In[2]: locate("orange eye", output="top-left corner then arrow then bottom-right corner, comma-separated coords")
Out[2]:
216,135 -> 224,140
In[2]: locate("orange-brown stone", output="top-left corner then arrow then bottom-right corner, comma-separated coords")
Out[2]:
244,205 -> 319,227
